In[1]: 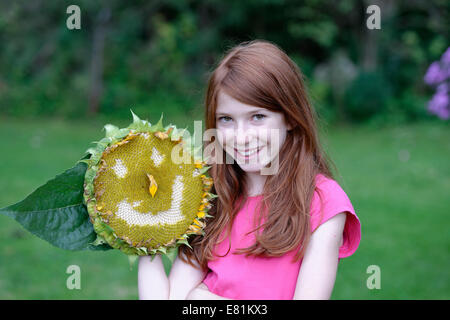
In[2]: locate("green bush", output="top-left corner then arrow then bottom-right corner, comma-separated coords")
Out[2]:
344,71 -> 393,122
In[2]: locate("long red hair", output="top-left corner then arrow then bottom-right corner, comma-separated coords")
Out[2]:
179,39 -> 338,271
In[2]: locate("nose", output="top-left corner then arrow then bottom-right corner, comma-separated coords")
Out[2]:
234,122 -> 256,148
235,131 -> 248,147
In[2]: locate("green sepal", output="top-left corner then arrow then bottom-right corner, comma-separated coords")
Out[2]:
114,128 -> 131,140
93,217 -> 115,235
85,148 -> 97,156
90,234 -> 107,246
176,238 -> 192,249
198,166 -> 211,175
157,246 -> 167,255
103,124 -> 120,138
170,127 -> 189,142
150,113 -> 165,132
84,167 -> 97,183
128,110 -> 153,132
161,246 -> 179,277
128,254 -> 139,270
130,109 -> 141,124
137,247 -> 148,255
77,159 -> 92,166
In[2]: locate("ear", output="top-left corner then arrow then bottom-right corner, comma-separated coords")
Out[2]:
282,113 -> 294,131
286,122 -> 294,131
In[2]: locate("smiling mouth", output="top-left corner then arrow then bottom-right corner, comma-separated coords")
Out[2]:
234,146 -> 265,158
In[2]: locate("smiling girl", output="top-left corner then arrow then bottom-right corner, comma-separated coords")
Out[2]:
138,39 -> 361,300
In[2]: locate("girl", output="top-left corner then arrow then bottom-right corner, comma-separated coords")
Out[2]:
138,39 -> 361,300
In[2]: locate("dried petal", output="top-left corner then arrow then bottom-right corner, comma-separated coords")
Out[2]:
146,173 -> 158,197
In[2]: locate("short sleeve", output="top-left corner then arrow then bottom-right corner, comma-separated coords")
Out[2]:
309,175 -> 361,258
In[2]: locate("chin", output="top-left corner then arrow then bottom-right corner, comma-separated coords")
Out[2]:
234,157 -> 271,173
238,164 -> 264,173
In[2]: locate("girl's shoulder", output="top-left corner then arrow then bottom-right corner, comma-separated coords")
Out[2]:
314,172 -> 337,187
313,173 -> 349,201
311,173 -> 361,258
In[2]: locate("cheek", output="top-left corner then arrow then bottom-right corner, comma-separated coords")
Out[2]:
216,129 -> 233,147
258,126 -> 287,144
277,129 -> 288,146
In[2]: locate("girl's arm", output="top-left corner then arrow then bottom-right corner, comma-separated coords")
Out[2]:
138,252 -> 209,300
186,282 -> 231,300
138,255 -> 170,300
168,255 -> 231,300
293,212 -> 347,300
168,255 -> 207,299
138,250 -> 229,300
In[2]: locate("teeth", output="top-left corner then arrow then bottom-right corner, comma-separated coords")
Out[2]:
236,147 -> 260,157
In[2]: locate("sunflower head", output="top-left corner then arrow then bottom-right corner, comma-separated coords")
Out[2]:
81,111 -> 215,257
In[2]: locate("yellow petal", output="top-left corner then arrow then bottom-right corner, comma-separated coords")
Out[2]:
147,173 -> 158,197
194,160 -> 203,168
197,211 -> 206,218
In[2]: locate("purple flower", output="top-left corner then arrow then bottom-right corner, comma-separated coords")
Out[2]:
424,62 -> 446,85
424,47 -> 450,120
427,89 -> 449,120
441,47 -> 450,64
437,82 -> 448,93
441,47 -> 450,79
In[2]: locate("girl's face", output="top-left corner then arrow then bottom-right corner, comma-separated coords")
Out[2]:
215,91 -> 291,174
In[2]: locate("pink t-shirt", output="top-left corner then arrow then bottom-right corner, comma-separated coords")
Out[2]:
202,173 -> 361,300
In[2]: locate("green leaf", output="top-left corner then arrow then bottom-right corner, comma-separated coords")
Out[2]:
161,246 -> 179,277
0,155 -> 112,251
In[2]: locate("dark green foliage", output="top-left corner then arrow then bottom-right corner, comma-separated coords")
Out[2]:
344,72 -> 392,122
0,0 -> 448,123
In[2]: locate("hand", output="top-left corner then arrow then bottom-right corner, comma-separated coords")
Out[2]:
186,282 -> 230,300
138,256 -> 169,300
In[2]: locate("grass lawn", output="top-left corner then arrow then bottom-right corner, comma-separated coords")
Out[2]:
0,115 -> 448,299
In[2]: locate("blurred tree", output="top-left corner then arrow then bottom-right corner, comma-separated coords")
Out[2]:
0,0 -> 448,123
88,7 -> 111,115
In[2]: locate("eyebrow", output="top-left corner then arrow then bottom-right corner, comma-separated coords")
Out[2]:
216,108 -> 266,117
